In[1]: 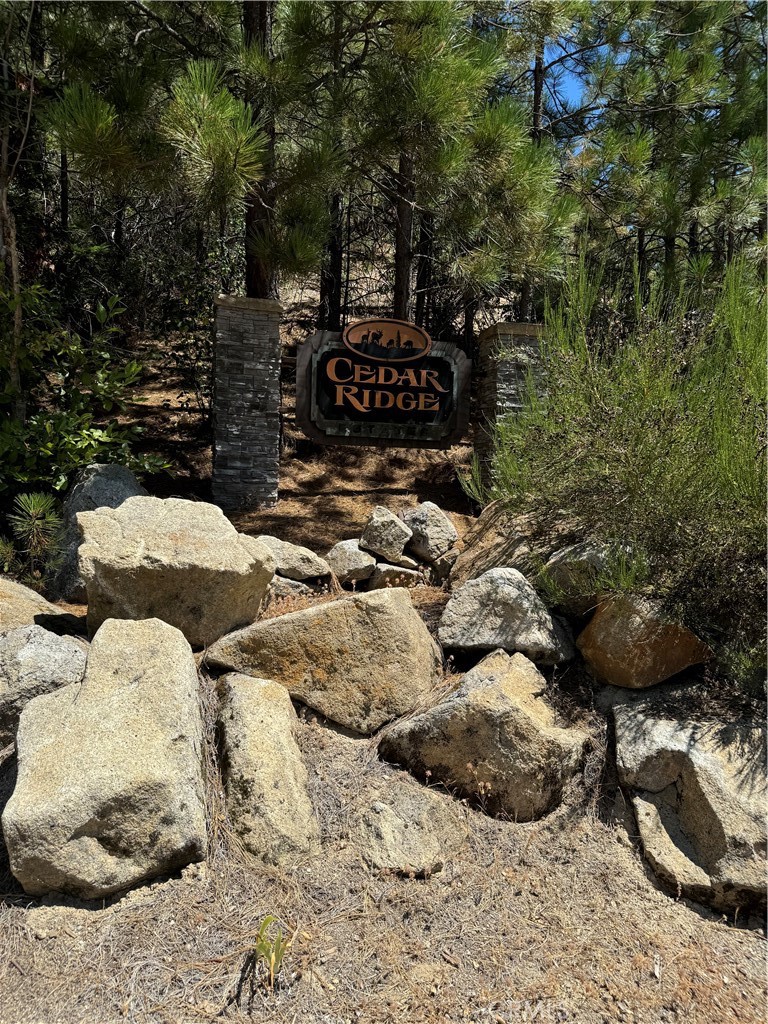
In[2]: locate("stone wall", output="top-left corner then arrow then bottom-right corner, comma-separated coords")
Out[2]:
475,322 -> 544,487
212,295 -> 282,510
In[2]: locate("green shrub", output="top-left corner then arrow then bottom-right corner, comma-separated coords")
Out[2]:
487,256 -> 766,691
0,285 -> 167,492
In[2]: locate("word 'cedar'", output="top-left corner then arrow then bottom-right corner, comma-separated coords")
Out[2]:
326,357 -> 449,414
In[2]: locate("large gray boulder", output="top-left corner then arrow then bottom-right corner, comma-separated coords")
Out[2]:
0,626 -> 87,745
615,706 -> 766,912
255,535 -> 331,581
360,506 -> 413,563
2,618 -> 207,898
217,673 -> 319,864
438,567 -> 575,665
78,496 -> 275,647
325,540 -> 376,585
541,540 -> 615,615
207,588 -> 442,734
48,463 -> 147,602
379,650 -> 588,821
400,502 -> 458,564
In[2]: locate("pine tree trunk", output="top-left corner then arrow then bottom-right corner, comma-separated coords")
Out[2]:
60,149 -> 69,234
1,53 -> 25,422
319,4 -> 344,330
243,0 -> 276,300
532,43 -> 544,144
393,151 -> 415,321
688,219 -> 699,257
320,192 -> 343,330
462,294 -> 478,357
517,38 -> 544,319
0,193 -> 25,422
414,211 -> 433,329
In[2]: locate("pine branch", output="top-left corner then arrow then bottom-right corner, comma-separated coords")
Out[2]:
126,0 -> 200,56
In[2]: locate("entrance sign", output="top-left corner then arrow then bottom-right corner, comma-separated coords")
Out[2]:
296,320 -> 471,448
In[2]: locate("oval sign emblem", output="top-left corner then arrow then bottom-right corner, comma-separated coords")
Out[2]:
342,318 -> 433,363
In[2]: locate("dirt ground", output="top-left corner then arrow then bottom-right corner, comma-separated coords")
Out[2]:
0,333 -> 765,1024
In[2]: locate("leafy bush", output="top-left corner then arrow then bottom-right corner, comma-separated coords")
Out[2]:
0,286 -> 167,492
486,257 -> 766,691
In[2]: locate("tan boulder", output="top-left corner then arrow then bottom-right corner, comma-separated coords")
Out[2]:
379,649 -> 588,820
577,594 -> 711,688
0,578 -> 65,634
206,588 -> 442,734
78,496 -> 275,646
615,706 -> 766,911
2,618 -> 207,898
355,779 -> 465,875
255,535 -> 331,581
217,673 -> 319,864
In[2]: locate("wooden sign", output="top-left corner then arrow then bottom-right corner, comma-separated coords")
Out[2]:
296,319 -> 471,449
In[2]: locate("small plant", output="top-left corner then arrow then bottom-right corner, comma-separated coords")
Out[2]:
253,915 -> 292,992
4,492 -> 62,583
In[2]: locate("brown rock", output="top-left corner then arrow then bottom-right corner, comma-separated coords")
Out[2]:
206,588 -> 442,734
577,594 -> 711,688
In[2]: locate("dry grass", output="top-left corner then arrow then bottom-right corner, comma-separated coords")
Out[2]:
0,689 -> 765,1024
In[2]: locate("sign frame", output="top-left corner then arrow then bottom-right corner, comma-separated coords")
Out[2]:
296,328 -> 471,449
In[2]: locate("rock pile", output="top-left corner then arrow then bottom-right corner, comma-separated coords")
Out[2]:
324,502 -> 461,591
0,478 -> 762,916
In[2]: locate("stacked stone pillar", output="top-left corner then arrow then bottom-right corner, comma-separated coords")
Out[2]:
475,322 -> 544,488
212,295 -> 282,510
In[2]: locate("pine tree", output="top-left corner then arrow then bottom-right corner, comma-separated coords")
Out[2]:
568,0 -> 766,287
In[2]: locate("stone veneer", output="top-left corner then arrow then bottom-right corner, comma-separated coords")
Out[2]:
475,322 -> 544,487
212,295 -> 282,510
